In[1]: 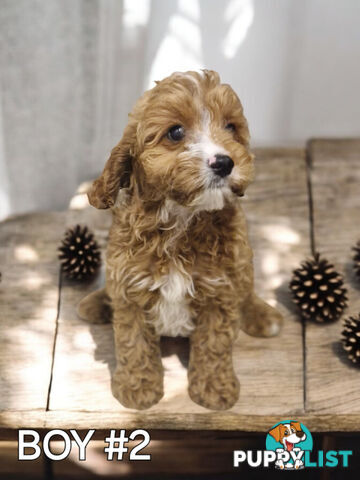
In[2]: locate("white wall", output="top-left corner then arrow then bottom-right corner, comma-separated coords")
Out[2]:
143,0 -> 360,146
0,0 -> 359,219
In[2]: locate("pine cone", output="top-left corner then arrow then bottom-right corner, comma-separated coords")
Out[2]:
342,315 -> 360,365
58,225 -> 101,280
353,241 -> 360,280
289,253 -> 348,323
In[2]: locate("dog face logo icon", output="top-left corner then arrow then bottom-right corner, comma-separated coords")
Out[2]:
266,420 -> 313,470
269,421 -> 306,452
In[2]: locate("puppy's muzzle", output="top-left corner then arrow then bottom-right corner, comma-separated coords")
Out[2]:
210,154 -> 234,178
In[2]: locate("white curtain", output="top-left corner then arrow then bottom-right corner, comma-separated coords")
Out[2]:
1,0 -> 359,219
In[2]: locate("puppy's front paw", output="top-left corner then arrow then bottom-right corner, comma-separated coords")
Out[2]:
112,370 -> 163,410
188,370 -> 239,410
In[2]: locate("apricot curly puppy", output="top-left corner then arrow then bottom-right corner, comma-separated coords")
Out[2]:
78,70 -> 283,410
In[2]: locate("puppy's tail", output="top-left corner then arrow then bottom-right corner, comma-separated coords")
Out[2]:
77,288 -> 112,324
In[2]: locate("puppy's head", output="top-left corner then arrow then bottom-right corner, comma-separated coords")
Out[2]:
269,422 -> 307,451
88,70 -> 254,211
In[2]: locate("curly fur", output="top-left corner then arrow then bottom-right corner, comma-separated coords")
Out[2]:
78,70 -> 283,410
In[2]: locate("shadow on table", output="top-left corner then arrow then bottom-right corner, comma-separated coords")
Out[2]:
88,325 -> 190,380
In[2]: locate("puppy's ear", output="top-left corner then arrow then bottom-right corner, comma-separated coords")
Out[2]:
88,122 -> 136,209
268,425 -> 282,443
291,421 -> 302,432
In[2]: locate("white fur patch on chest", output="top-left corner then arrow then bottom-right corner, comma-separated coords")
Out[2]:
150,267 -> 194,337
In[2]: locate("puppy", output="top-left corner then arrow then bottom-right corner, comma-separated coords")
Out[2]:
269,422 -> 307,469
78,70 -> 283,410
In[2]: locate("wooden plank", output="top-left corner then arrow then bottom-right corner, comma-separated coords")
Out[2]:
306,139 -> 360,414
2,410 -> 360,434
235,148 -> 308,415
49,149 -> 309,425
41,412 -> 360,433
0,207 -> 109,419
0,213 -> 63,413
48,209 -> 116,413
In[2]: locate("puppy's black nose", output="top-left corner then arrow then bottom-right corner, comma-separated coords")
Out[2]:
210,154 -> 234,177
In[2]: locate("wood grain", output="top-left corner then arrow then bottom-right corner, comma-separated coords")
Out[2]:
2,410 -> 360,434
48,149 -> 309,423
0,208 -> 110,414
306,139 -> 360,414
0,213 -> 62,411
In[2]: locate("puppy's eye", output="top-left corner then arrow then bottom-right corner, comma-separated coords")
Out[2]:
167,125 -> 185,142
284,430 -> 289,436
225,123 -> 236,132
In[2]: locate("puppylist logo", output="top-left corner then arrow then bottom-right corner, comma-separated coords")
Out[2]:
266,421 -> 312,469
233,420 -> 353,471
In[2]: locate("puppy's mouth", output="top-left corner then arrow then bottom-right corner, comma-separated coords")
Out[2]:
285,439 -> 294,451
207,177 -> 245,199
208,175 -> 226,189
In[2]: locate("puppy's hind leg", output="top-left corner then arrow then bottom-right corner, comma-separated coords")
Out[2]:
77,288 -> 112,324
240,293 -> 283,338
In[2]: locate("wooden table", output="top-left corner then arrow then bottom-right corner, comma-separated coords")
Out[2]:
1,139 -> 360,437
